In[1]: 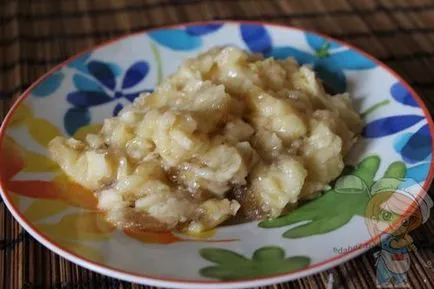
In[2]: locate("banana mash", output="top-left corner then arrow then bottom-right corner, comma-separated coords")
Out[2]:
49,47 -> 362,233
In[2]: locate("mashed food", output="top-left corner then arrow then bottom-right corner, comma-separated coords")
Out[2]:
49,47 -> 362,233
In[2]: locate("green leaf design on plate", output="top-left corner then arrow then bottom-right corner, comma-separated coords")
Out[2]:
199,246 -> 310,280
259,155 -> 406,238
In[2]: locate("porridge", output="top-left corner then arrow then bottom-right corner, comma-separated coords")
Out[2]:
49,47 -> 362,233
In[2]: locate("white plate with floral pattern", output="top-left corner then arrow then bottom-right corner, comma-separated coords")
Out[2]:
0,21 -> 433,289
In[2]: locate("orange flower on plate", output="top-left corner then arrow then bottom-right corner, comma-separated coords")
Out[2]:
35,211 -> 115,241
3,136 -> 98,210
2,105 -> 239,253
1,137 -> 25,181
1,107 -> 112,262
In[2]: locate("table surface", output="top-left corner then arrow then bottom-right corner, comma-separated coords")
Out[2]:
1,0 -> 434,288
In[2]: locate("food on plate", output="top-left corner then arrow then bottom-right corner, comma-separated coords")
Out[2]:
49,46 -> 362,233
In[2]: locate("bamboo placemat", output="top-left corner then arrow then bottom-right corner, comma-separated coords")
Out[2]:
1,0 -> 434,288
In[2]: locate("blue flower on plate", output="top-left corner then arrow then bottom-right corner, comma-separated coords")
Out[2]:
31,53 -> 123,99
67,52 -> 122,76
405,162 -> 431,183
32,71 -> 65,98
148,23 -> 223,51
394,124 -> 431,182
65,60 -> 152,135
363,82 -> 431,179
239,24 -> 377,93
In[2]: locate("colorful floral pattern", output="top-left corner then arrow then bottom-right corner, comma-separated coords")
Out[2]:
240,24 -> 376,93
65,60 -> 152,135
32,71 -> 65,97
148,24 -> 223,50
3,106 -> 107,262
200,246 -> 310,280
0,22 -> 432,285
362,81 -> 432,182
67,52 -> 122,76
2,104 -> 236,262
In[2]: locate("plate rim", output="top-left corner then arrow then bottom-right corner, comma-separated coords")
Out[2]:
0,20 -> 433,289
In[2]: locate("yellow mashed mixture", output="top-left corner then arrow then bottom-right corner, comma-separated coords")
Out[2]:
49,47 -> 362,233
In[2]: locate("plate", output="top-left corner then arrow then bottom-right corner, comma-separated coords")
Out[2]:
1,21 -> 433,289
